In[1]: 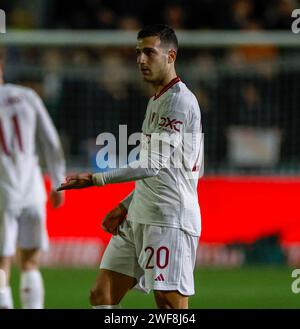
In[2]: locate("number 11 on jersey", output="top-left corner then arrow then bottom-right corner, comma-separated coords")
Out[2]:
0,114 -> 23,156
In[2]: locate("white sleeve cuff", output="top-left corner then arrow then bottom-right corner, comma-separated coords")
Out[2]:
92,173 -> 105,186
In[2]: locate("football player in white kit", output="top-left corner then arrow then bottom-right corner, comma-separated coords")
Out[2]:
0,56 -> 66,308
58,24 -> 204,309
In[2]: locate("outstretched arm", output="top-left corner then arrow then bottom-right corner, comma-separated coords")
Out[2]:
57,99 -> 189,191
57,131 -> 182,191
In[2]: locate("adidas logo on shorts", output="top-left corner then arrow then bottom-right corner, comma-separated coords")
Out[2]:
154,273 -> 165,281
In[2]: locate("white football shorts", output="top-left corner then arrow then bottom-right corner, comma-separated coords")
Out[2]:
0,204 -> 49,257
100,219 -> 199,296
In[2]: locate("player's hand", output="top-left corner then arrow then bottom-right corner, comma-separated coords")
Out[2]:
50,190 -> 64,208
102,203 -> 127,235
57,172 -> 94,191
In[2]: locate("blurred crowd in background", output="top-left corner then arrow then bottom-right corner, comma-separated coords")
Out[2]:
1,0 -> 300,173
1,0 -> 299,30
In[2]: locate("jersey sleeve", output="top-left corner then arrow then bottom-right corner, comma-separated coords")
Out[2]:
93,94 -> 190,186
26,89 -> 66,190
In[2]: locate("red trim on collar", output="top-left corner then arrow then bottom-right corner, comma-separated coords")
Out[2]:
153,76 -> 181,100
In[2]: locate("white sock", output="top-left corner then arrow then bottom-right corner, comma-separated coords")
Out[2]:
0,286 -> 13,309
93,304 -> 121,309
20,270 -> 44,309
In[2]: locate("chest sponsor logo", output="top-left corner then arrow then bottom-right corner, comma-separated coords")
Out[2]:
158,116 -> 183,132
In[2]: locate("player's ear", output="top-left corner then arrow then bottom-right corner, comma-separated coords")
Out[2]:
168,49 -> 177,64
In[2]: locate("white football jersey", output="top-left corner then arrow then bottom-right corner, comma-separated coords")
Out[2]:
127,79 -> 203,236
0,83 -> 65,210
95,78 -> 204,236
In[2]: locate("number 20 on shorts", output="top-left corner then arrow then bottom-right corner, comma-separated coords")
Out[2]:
144,246 -> 170,269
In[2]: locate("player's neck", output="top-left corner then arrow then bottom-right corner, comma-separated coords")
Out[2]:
153,71 -> 178,95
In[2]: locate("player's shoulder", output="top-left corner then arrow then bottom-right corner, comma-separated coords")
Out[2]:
168,80 -> 197,102
4,83 -> 29,94
168,81 -> 200,113
3,83 -> 39,100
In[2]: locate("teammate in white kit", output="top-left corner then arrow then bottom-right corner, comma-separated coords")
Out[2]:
0,56 -> 66,309
58,24 -> 203,309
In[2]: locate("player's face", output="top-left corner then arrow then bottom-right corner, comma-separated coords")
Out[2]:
136,36 -> 170,83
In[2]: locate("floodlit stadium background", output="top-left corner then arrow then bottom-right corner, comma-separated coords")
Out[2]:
1,0 -> 300,308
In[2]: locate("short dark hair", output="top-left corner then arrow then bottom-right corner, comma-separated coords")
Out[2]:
137,24 -> 178,51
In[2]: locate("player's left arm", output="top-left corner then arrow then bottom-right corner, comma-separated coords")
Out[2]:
27,90 -> 66,206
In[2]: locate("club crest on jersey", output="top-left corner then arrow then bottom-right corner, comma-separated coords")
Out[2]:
159,116 -> 183,132
141,134 -> 151,149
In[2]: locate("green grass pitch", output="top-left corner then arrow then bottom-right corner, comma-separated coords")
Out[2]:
10,266 -> 300,308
